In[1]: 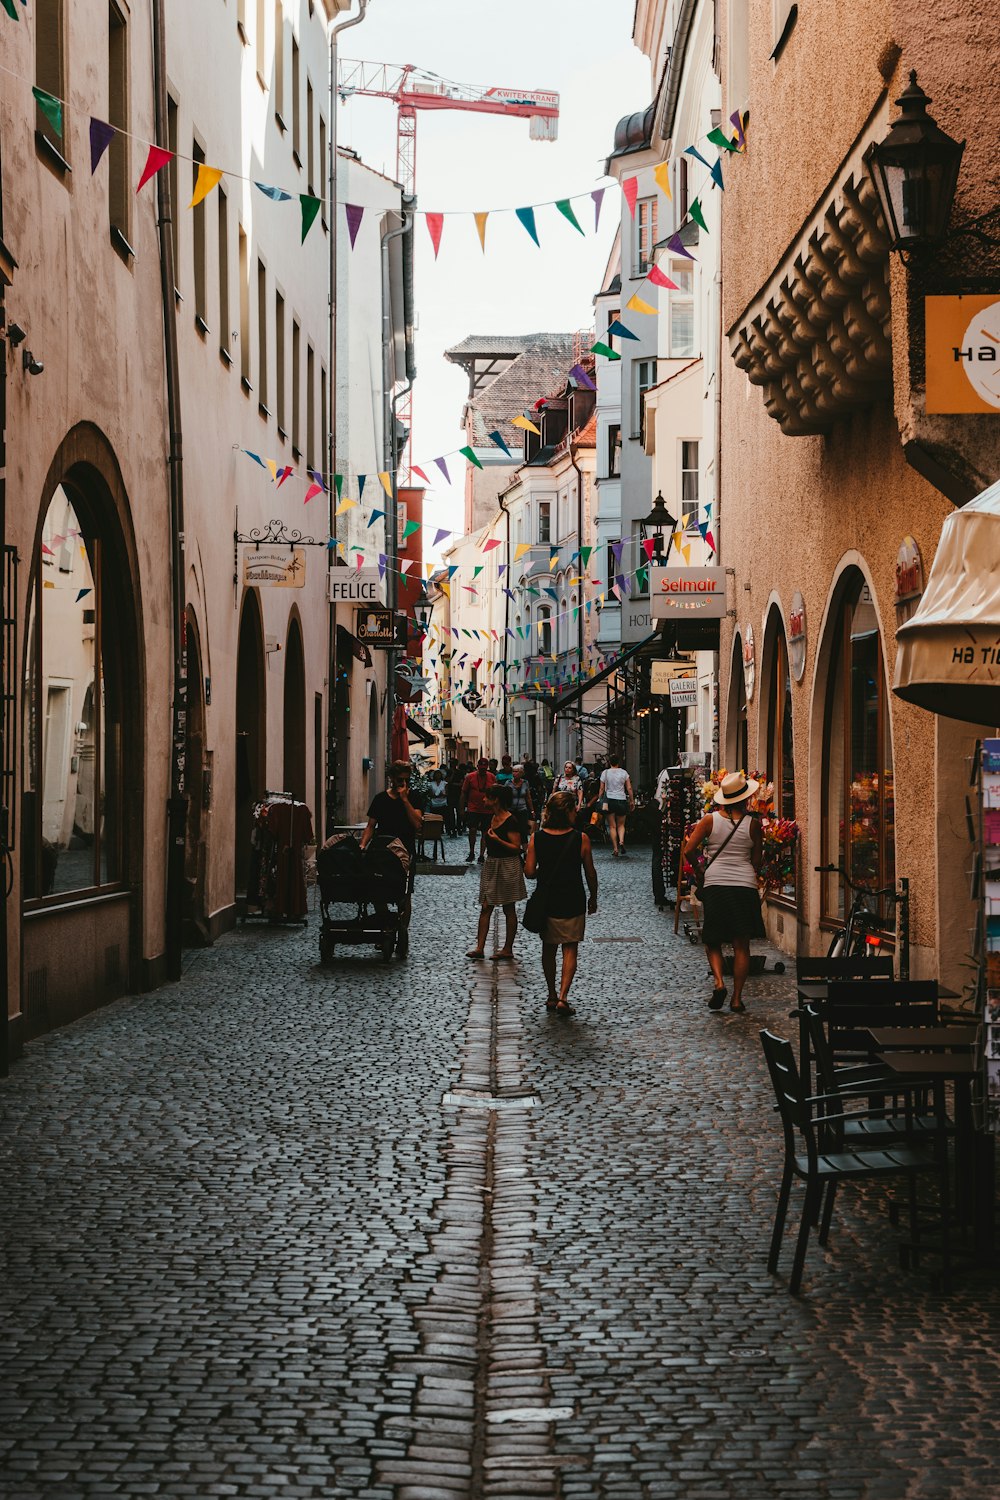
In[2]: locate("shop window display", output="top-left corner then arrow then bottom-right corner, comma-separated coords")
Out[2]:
765,623 -> 796,901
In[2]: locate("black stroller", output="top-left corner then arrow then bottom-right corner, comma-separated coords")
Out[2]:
316,834 -> 409,963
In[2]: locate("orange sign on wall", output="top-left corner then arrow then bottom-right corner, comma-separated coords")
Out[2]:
925,295 -> 1000,414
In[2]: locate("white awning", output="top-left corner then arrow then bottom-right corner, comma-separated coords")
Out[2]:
893,478 -> 1000,724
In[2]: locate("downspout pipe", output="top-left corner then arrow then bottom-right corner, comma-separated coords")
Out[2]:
152,0 -> 188,982
499,496 -> 511,755
568,441 -> 586,762
327,0 -> 369,832
382,207 -> 411,763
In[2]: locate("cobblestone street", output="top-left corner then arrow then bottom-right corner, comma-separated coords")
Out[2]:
2,841 -> 1000,1499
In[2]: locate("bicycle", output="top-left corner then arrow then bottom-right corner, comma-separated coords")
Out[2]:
815,863 -> 901,960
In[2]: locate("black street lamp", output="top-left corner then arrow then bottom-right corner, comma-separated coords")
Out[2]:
863,71 -> 964,256
413,585 -> 433,636
641,491 -> 677,564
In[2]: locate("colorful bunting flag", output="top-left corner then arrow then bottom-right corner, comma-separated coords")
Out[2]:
137,145 -> 173,192
647,264 -> 679,290
378,472 -> 393,498
707,127 -> 739,154
730,110 -> 747,150
515,206 -> 540,247
425,212 -> 444,258
626,293 -> 657,315
32,86 -> 63,138
335,497 -> 359,515
556,199 -> 584,235
334,474 -> 344,499
301,194 -> 322,241
622,176 -> 639,218
666,231 -> 695,262
459,446 -> 483,470
276,465 -> 294,487
590,341 -> 620,361
591,187 -> 606,231
569,363 -> 596,391
689,197 -> 709,232
434,457 -> 451,483
710,157 -> 725,191
256,181 -> 293,202
411,465 -> 431,485
653,161 -> 673,199
511,414 -> 541,436
514,542 -> 532,561
473,211 -> 489,252
433,528 -> 451,547
357,475 -> 367,498
2,0 -> 21,19
89,118 -> 116,174
402,520 -> 421,541
482,538 -> 501,553
367,510 -> 385,528
345,202 -> 364,249
606,319 -> 639,341
303,483 -> 323,504
488,430 -> 512,457
189,164 -> 224,209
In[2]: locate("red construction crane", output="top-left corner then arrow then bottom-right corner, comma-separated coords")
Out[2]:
337,61 -> 560,480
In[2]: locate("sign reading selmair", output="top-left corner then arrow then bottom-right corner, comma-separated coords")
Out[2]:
649,566 -> 726,618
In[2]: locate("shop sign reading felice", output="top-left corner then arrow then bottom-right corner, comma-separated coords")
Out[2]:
649,566 -> 726,619
243,547 -> 305,587
328,567 -> 386,606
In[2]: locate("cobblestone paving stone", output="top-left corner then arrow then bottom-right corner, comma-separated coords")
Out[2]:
1,837 -> 999,1499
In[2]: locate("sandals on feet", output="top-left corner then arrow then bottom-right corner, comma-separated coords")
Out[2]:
730,1000 -> 747,1014
708,987 -> 727,1010
545,999 -> 559,1010
556,1001 -> 576,1015
466,949 -> 485,959
491,951 -> 514,962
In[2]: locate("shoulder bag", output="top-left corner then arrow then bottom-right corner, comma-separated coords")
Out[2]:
522,832 -> 579,935
689,814 -> 744,897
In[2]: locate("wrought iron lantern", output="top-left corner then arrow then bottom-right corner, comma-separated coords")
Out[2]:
864,71 -> 964,254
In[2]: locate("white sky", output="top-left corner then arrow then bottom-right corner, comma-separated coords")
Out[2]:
336,0 -> 650,553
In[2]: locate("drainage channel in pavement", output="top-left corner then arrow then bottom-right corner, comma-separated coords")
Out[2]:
378,914 -> 563,1499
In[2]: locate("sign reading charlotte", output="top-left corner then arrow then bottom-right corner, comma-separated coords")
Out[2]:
926,295 -> 1000,414
649,566 -> 726,619
243,547 -> 305,587
356,607 -> 406,648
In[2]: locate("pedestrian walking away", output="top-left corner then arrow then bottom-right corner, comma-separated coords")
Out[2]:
524,790 -> 598,1014
467,784 -> 527,961
460,757 -> 496,862
552,760 -> 584,810
360,760 -> 424,957
445,759 -> 466,836
600,753 -> 635,857
680,772 -> 764,1014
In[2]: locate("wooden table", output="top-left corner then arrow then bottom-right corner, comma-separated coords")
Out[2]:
867,1026 -> 977,1051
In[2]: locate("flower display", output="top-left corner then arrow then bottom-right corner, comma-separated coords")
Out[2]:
699,768 -> 797,895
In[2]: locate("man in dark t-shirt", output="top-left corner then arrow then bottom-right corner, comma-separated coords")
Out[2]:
361,760 -> 423,955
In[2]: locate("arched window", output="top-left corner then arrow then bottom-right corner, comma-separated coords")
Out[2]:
22,485 -> 128,898
765,614 -> 795,900
821,578 -> 895,925
727,633 -> 748,773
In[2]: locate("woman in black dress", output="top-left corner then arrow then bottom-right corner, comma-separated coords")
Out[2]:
680,772 -> 764,1014
524,791 -> 598,1014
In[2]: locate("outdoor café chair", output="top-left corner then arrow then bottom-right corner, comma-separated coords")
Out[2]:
760,1029 -> 948,1295
802,1005 -> 944,1146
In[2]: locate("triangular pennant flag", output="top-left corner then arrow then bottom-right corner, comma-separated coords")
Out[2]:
472,566 -> 484,580
303,483 -> 323,504
590,341 -> 620,361
689,198 -> 709,232
473,211 -> 489,252
730,111 -> 747,150
647,264 -> 679,290
76,588 -> 92,603
433,528 -> 451,547
447,566 -> 459,579
402,520 -> 421,541
706,529 -> 716,552
356,553 -> 366,571
555,199 -> 584,235
488,430 -> 512,457
367,509 -> 385,528
606,319 -> 639,341
358,474 -> 367,498
256,181 -> 293,202
308,468 -> 326,490
378,554 -> 387,579
335,497 -> 359,515
698,520 -> 709,539
710,157 -> 725,191
189,164 -> 224,209
673,531 -> 683,553
514,542 -> 532,561
626,293 -> 657,315
497,563 -> 507,579
32,87 -> 63,138
301,194 -> 322,241
666,232 -> 695,262
515,206 -> 540,246
511,415 -> 541,436
244,450 -> 266,469
2,0 -> 21,19
264,459 -> 278,482
642,538 -> 656,562
682,544 -> 692,564
425,212 -> 444,258
438,580 -> 450,598
482,538 -> 501,553
334,474 -> 344,499
411,465 -> 430,485
345,202 -> 364,249
89,118 -> 116,174
591,187 -> 606,231
459,446 -> 484,470
685,144 -> 712,171
434,457 -> 451,483
622,176 -> 639,218
378,472 -> 393,498
137,145 -> 173,192
708,127 -> 739,153
569,364 -> 597,391
276,465 -> 294,487
579,546 -> 593,567
653,161 -> 673,199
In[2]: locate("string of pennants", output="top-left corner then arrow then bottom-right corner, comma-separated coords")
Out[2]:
3,48 -> 745,251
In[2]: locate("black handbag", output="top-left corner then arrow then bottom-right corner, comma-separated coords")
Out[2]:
523,832 -> 578,934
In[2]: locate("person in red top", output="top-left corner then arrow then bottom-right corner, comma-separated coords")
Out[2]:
460,757 -> 497,863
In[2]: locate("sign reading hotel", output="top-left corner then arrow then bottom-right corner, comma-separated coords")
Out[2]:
926,296 -> 1000,413
649,566 -> 726,619
243,547 -> 305,588
328,567 -> 386,606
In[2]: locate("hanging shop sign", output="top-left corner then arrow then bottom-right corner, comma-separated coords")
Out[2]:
895,536 -> 924,619
650,566 -> 726,619
651,660 -> 696,693
329,567 -> 387,605
668,677 -> 698,708
356,607 -> 407,648
925,295 -> 1000,414
460,689 -> 483,713
788,591 -> 807,682
743,621 -> 756,701
243,547 -> 305,587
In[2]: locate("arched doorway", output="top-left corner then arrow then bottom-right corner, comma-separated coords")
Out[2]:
283,615 -> 306,803
368,683 -> 380,793
235,590 -> 266,896
726,632 -> 749,773
184,610 -> 208,938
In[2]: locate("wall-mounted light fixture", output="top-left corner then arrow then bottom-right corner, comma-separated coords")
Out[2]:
7,322 -> 26,348
23,350 -> 44,376
864,71 -> 964,258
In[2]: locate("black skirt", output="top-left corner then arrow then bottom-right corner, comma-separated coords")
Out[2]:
701,885 -> 766,945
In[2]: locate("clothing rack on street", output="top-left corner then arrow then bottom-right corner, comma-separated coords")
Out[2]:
659,766 -> 705,936
244,790 -> 314,925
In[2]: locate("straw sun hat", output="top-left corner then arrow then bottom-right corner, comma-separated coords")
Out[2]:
713,772 -> 760,806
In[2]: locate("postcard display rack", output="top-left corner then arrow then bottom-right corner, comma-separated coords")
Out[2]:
980,740 -> 1000,1132
661,767 -> 705,936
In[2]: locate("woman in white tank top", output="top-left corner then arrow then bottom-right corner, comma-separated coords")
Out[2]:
680,772 -> 765,1014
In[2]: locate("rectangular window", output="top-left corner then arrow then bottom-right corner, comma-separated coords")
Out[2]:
538,501 -> 551,544
192,141 -> 208,328
306,343 -> 315,467
307,78 -> 315,193
292,39 -> 301,162
679,157 -> 689,221
668,263 -> 695,357
218,189 -> 230,363
681,440 -> 699,517
167,95 -> 180,284
108,4 -> 130,251
632,358 -> 655,441
607,542 -> 622,595
319,116 -> 328,225
257,259 -> 268,411
35,0 -> 66,161
239,226 -> 251,387
273,3 -> 285,122
607,423 -> 621,478
634,197 -> 657,276
291,318 -> 301,453
275,290 -> 285,434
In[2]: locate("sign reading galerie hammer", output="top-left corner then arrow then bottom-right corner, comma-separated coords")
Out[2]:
649,566 -> 726,618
